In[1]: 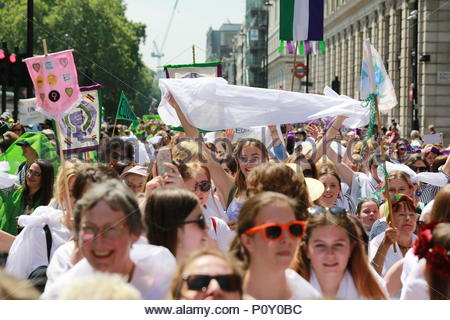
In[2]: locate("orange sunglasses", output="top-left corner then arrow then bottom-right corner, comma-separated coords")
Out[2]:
245,221 -> 307,241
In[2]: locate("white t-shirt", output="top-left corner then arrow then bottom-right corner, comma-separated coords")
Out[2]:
285,269 -> 321,299
46,240 -> 75,287
401,248 -> 419,286
204,192 -> 227,222
400,259 -> 429,300
42,243 -> 176,300
208,217 -> 235,252
46,236 -> 150,287
5,206 -> 72,279
309,268 -> 387,299
369,232 -> 418,276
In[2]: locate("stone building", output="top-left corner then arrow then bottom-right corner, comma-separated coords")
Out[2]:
266,0 -> 450,143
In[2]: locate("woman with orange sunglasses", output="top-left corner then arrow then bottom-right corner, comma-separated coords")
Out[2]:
291,207 -> 388,299
230,192 -> 319,299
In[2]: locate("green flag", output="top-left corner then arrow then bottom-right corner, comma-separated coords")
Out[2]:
116,91 -> 138,123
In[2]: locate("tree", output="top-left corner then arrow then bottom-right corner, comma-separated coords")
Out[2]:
0,0 -> 159,117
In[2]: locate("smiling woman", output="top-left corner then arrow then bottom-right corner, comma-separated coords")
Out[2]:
230,192 -> 319,300
42,179 -> 176,299
291,208 -> 388,299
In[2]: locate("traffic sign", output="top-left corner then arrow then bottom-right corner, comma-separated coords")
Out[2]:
294,63 -> 308,79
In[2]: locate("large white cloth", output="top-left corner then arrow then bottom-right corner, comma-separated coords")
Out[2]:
5,206 -> 72,279
42,243 -> 176,300
285,269 -> 321,299
369,232 -> 418,276
158,77 -> 370,131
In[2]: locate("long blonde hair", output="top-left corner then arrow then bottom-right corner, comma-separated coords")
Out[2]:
290,211 -> 388,299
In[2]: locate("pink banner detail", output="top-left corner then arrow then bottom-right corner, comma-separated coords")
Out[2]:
24,50 -> 81,118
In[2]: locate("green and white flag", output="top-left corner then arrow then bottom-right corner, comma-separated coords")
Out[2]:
279,0 -> 324,41
116,91 -> 138,123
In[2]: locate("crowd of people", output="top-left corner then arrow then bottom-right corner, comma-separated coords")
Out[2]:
0,99 -> 449,301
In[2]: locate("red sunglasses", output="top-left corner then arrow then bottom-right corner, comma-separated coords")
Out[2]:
245,221 -> 307,241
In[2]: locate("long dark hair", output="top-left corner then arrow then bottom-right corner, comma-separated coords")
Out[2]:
24,159 -> 54,206
144,188 -> 199,256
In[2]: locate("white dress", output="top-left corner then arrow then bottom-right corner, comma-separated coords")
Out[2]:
400,259 -> 429,300
42,243 -> 176,300
369,232 -> 417,276
5,206 -> 72,279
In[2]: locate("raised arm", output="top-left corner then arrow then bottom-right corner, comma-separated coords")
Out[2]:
310,116 -> 345,163
167,93 -> 235,202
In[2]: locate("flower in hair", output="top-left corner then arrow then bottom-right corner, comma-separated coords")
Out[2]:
414,229 -> 433,259
413,222 -> 450,280
427,245 -> 450,280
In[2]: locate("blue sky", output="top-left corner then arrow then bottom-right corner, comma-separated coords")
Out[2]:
124,0 -> 245,71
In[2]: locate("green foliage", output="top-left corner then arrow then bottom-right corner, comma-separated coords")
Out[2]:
0,0 -> 159,117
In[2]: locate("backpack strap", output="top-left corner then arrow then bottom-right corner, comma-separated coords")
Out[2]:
226,185 -> 238,209
43,224 -> 52,262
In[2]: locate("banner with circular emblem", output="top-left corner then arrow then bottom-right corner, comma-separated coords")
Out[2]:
23,49 -> 82,118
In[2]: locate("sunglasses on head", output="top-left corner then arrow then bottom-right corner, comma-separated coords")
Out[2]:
307,206 -> 348,216
179,214 -> 206,230
245,221 -> 307,241
183,274 -> 241,292
194,180 -> 211,192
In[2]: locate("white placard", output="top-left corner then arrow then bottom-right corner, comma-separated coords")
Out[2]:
423,133 -> 443,145
18,98 -> 46,126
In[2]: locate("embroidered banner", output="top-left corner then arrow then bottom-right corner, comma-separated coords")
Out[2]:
58,85 -> 102,154
23,50 -> 81,117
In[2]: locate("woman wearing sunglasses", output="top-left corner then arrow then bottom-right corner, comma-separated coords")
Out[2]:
170,248 -> 243,300
230,192 -> 319,299
291,207 -> 388,299
145,188 -> 208,263
178,162 -> 234,252
166,93 -> 269,225
0,159 -> 54,236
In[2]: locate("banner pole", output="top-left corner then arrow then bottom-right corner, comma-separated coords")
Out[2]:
374,95 -> 397,253
290,41 -> 299,92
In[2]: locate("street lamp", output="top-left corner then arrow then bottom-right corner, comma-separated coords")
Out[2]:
264,1 -> 273,88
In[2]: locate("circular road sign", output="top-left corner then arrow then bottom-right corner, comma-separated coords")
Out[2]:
294,63 -> 308,79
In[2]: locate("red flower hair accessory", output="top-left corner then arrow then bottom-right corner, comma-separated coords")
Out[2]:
413,222 -> 450,280
427,245 -> 450,280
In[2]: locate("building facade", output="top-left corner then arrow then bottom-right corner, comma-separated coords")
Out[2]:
206,23 -> 241,82
265,0 -> 450,142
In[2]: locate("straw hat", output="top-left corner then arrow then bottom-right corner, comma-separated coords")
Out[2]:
286,163 -> 324,202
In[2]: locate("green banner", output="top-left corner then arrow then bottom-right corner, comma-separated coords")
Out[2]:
143,114 -> 161,121
116,91 -> 138,122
